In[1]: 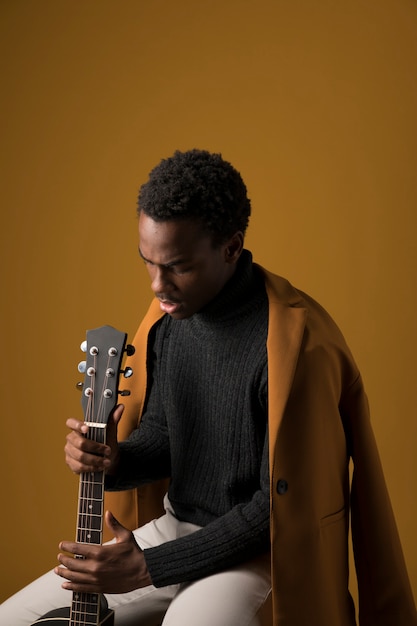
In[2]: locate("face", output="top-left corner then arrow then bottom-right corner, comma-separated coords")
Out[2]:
138,212 -> 243,319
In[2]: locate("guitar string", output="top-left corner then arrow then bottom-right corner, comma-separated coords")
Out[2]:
72,348 -> 116,625
81,349 -> 102,626
74,349 -> 100,625
72,350 -> 98,626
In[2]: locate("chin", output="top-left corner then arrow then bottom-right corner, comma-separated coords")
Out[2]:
169,310 -> 192,320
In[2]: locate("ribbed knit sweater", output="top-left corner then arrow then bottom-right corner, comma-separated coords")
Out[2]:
106,250 -> 270,587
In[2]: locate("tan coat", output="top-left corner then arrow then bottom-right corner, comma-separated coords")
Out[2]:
105,266 -> 416,625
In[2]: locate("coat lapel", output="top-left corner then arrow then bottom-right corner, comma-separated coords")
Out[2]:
260,268 -> 307,472
116,298 -> 164,441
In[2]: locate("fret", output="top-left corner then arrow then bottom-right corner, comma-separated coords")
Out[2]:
79,487 -> 104,498
77,467 -> 105,547
76,529 -> 102,545
80,470 -> 105,485
79,497 -> 103,517
87,428 -> 106,444
72,591 -> 100,609
71,590 -> 100,626
79,483 -> 104,501
78,510 -> 103,526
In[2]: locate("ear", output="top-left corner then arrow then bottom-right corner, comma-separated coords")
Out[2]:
224,231 -> 244,264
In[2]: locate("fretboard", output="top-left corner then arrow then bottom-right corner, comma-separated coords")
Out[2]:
71,591 -> 102,626
70,426 -> 106,626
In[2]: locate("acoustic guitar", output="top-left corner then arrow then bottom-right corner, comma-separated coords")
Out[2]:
32,325 -> 134,625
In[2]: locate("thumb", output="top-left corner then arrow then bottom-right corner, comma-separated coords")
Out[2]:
111,403 -> 124,428
107,404 -> 124,445
105,510 -> 131,542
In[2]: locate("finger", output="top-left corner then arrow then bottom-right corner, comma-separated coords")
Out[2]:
64,447 -> 111,474
106,405 -> 124,445
104,510 -> 132,543
66,427 -> 111,453
65,431 -> 111,458
111,403 -> 124,424
54,565 -> 98,591
65,430 -> 111,468
58,540 -> 96,558
57,553 -> 87,572
66,417 -> 89,434
65,457 -> 110,475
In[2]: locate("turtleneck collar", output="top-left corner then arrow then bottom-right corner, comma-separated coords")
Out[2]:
184,249 -> 266,328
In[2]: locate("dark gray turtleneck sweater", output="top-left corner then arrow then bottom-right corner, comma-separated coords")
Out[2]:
106,250 -> 270,587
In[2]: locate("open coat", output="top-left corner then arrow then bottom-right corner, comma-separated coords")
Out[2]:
105,266 -> 416,626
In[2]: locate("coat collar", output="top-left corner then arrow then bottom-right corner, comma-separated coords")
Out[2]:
256,265 -> 307,473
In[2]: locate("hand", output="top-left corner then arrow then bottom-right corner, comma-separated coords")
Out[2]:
55,511 -> 152,593
64,404 -> 124,475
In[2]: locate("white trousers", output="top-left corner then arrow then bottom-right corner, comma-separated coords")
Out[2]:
0,497 -> 272,626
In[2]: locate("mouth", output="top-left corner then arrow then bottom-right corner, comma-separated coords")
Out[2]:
158,299 -> 182,315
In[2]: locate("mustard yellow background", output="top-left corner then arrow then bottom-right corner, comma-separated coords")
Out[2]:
1,0 -> 416,609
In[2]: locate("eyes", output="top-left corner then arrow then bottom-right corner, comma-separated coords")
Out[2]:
142,259 -> 191,276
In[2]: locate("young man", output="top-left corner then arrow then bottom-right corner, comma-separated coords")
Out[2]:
2,149 -> 416,626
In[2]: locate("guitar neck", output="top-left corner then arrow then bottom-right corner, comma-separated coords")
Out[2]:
76,427 -> 106,545
71,426 -> 107,626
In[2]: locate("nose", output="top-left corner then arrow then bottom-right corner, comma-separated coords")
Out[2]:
149,266 -> 173,295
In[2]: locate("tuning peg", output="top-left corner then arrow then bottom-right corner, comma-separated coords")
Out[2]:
75,381 -> 83,391
119,390 -> 131,396
80,340 -> 87,353
77,362 -> 95,376
125,344 -> 135,356
121,367 -> 133,378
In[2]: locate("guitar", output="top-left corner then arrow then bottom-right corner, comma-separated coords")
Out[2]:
32,325 -> 134,625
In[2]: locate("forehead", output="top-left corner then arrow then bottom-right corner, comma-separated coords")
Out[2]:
138,213 -> 213,263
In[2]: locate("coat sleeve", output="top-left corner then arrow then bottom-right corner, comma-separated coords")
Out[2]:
342,375 -> 417,626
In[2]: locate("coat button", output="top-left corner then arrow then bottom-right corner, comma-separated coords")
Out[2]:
276,479 -> 288,495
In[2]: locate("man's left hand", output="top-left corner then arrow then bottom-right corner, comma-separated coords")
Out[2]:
55,511 -> 152,593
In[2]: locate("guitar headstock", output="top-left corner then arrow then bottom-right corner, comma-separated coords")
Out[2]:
78,325 -> 134,426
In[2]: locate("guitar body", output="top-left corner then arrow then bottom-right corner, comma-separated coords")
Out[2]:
32,596 -> 114,625
31,326 -> 133,626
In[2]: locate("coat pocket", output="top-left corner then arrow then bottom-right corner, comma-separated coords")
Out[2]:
320,505 -> 347,528
318,505 -> 352,619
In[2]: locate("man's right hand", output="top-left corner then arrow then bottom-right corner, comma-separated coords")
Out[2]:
64,404 -> 124,475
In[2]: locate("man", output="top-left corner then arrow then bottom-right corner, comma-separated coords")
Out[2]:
1,149 -> 416,625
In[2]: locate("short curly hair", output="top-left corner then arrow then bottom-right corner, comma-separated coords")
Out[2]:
137,149 -> 251,245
